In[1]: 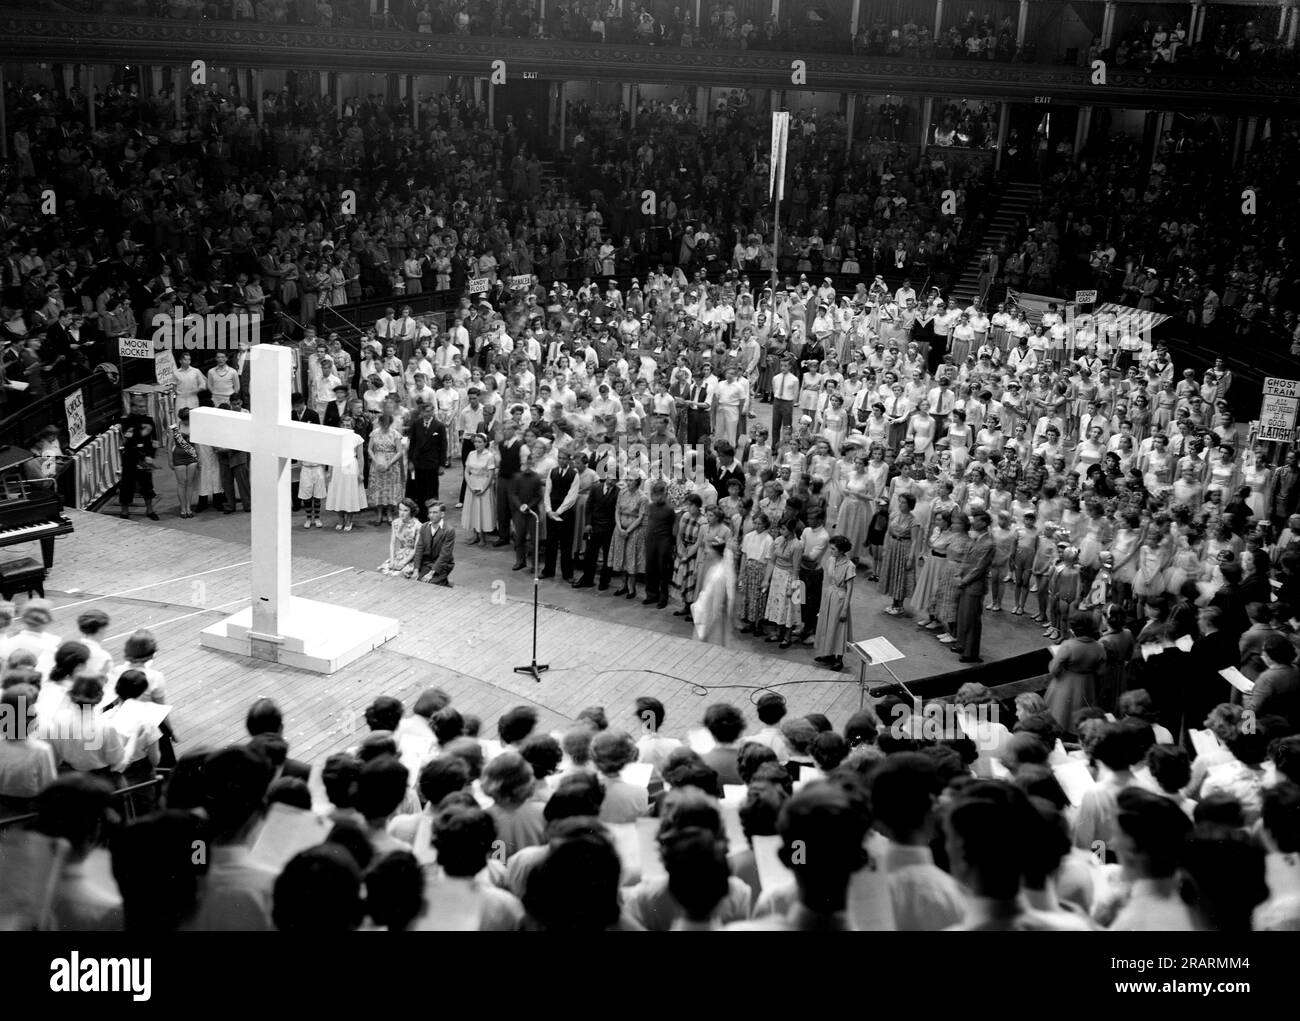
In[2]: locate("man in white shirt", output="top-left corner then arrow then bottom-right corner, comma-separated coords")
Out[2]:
869,754 -> 967,930
448,315 -> 470,360
926,376 -> 957,438
894,279 -> 917,307
374,307 -> 397,341
392,305 -> 417,352
770,356 -> 800,442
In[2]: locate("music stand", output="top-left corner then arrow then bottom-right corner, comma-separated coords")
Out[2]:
847,637 -> 909,710
513,506 -> 549,682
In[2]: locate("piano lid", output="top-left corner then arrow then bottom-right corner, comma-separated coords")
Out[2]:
0,445 -> 32,474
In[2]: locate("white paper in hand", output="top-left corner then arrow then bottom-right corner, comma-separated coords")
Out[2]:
686,727 -> 717,754
1174,634 -> 1194,653
620,762 -> 654,789
751,834 -> 795,893
415,876 -> 483,931
635,817 -> 666,881
1188,729 -> 1222,760
607,822 -> 642,886
848,834 -> 896,931
1219,666 -> 1255,694
1052,760 -> 1097,808
248,804 -> 329,871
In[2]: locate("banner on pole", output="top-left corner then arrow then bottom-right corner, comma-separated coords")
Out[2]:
509,274 -> 532,290
65,389 -> 88,448
1074,290 -> 1098,304
769,111 -> 789,203
155,349 -> 177,388
467,277 -> 489,294
1259,377 -> 1299,443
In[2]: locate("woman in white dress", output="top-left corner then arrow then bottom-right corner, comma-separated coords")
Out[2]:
906,400 -> 937,458
461,433 -> 497,545
1240,444 -> 1272,521
325,421 -> 367,531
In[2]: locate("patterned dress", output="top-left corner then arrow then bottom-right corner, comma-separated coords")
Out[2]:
738,529 -> 773,624
673,512 -> 703,602
934,532 -> 973,624
609,488 -> 649,573
366,428 -> 405,506
378,517 -> 421,577
764,535 -> 803,629
880,511 -> 917,600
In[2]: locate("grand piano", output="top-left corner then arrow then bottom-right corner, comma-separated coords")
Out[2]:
0,445 -> 76,597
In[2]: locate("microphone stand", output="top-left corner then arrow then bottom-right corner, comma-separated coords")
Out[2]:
513,505 -> 549,682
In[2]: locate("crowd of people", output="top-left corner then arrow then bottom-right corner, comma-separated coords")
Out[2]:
3,642 -> 1300,930
40,0 -> 1300,72
978,124 -> 1300,357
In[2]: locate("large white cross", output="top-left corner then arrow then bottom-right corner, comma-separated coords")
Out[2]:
189,344 -> 353,641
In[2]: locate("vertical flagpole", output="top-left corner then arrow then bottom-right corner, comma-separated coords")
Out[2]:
769,110 -> 788,310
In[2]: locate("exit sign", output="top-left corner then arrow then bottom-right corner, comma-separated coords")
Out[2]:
523,71 -> 538,79
1034,96 -> 1053,103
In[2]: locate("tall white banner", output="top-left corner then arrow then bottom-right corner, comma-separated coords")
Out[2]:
769,111 -> 789,202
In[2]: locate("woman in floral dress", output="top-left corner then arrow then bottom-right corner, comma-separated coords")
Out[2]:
610,476 -> 649,598
673,495 -> 704,618
367,413 -> 406,525
378,498 -> 421,577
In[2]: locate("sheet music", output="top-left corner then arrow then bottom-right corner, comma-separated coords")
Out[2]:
248,804 -> 329,871
1052,760 -> 1097,808
620,762 -> 654,789
1219,667 -> 1254,694
414,877 -> 483,931
848,833 -> 896,931
751,834 -> 794,893
1188,729 -> 1222,760
635,817 -> 666,881
848,637 -> 905,666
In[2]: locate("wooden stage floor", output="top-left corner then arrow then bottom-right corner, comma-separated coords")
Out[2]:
13,510 -> 1045,767
23,511 -> 865,765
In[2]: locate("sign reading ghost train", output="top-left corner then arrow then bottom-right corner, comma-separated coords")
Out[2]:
1259,377 -> 1299,444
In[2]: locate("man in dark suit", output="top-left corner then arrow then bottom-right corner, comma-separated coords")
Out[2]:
511,453 -> 545,571
643,480 -> 677,608
413,501 -> 455,586
289,392 -> 320,511
322,384 -> 350,427
710,440 -> 744,494
952,510 -> 994,663
245,697 -> 311,780
407,400 -> 447,520
542,449 -> 579,581
575,461 -> 619,590
494,421 -> 524,547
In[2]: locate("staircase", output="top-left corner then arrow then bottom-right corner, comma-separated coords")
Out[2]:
948,179 -> 1040,308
